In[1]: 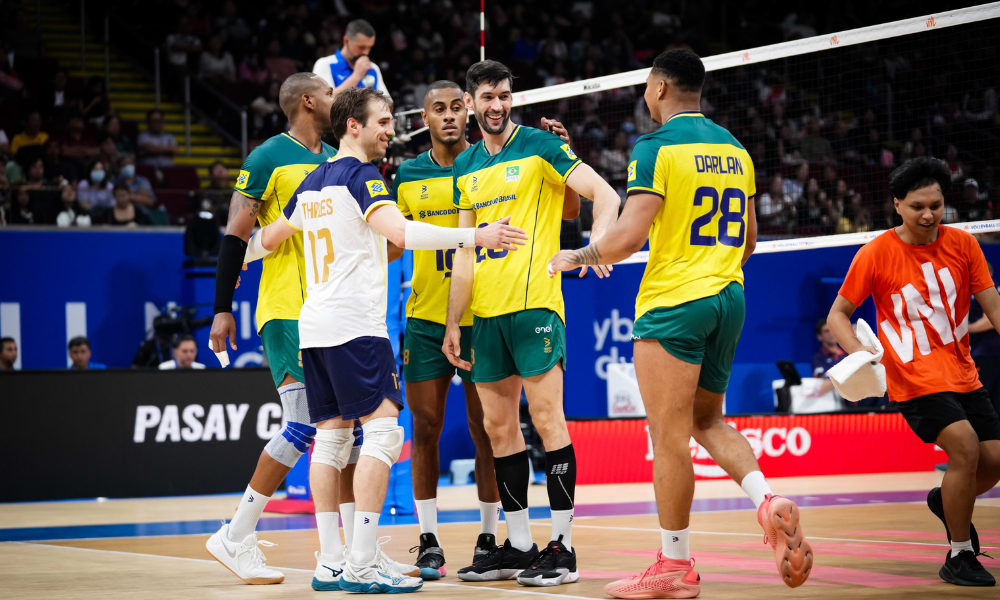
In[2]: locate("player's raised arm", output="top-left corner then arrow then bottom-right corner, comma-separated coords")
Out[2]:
443,208 -> 477,370
366,203 -> 527,251
541,117 -> 582,220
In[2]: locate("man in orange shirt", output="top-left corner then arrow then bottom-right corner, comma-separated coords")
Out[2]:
829,157 -> 1000,587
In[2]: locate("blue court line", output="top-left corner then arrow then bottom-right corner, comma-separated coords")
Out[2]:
5,488 -> 997,543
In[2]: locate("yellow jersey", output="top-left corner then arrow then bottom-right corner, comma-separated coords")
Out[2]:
627,112 -> 755,318
453,125 -> 581,322
234,133 -> 336,331
394,150 -> 474,326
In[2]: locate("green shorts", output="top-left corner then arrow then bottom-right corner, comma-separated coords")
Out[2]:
471,308 -> 566,383
260,319 -> 305,389
632,282 -> 745,394
403,318 -> 473,383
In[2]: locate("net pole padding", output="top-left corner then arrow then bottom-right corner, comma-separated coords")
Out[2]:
615,220 -> 1000,265
511,2 -> 1000,108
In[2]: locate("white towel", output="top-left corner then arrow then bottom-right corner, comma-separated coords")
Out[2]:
827,318 -> 887,402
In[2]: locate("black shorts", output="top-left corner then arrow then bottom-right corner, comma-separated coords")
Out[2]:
301,337 -> 404,423
897,388 -> 1000,444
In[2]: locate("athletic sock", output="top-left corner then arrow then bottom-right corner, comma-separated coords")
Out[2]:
951,539 -> 974,558
480,501 -> 502,535
545,444 -> 576,548
316,512 -> 344,561
228,485 -> 270,542
740,471 -> 773,509
493,450 -> 533,551
415,498 -> 438,537
661,528 -> 690,561
350,511 -> 380,564
340,502 -> 356,548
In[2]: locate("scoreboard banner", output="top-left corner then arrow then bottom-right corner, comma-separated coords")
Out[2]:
568,412 -> 945,484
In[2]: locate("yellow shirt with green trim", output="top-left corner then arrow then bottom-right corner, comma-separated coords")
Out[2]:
627,111 -> 756,319
394,150 -> 474,327
234,133 -> 336,331
453,125 -> 581,322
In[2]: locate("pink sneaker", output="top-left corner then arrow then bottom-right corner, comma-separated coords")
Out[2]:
604,550 -> 700,599
757,494 -> 813,588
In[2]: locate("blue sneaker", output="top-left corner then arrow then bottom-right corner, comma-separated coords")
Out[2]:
340,545 -> 423,594
311,550 -> 346,591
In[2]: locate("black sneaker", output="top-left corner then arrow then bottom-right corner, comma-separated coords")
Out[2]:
516,535 -> 579,587
940,550 -> 996,586
409,532 -> 446,580
457,538 -> 538,581
473,533 -> 498,564
928,487 -> 980,553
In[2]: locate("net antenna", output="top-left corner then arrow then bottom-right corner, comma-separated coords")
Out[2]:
480,0 -> 486,62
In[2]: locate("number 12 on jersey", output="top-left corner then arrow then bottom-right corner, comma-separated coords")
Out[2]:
690,186 -> 747,248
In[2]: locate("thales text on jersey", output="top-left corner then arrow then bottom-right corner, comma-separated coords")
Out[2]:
304,198 -> 335,220
695,154 -> 745,175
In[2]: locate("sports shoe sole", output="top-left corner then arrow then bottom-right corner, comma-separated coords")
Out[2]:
311,577 -> 341,591
418,566 -> 446,580
927,487 -> 980,553
763,498 -> 812,588
205,537 -> 284,585
517,569 -> 580,586
939,563 -> 997,587
339,579 -> 423,593
457,568 -> 524,581
604,580 -> 701,599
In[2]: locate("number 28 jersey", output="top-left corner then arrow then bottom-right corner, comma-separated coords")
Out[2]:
627,112 -> 756,319
283,156 -> 396,349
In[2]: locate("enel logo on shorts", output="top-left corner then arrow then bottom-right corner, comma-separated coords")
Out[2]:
535,325 -> 553,333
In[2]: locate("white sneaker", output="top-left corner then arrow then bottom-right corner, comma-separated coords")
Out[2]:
340,540 -> 423,593
312,550 -> 347,591
206,523 -> 284,585
345,543 -> 421,578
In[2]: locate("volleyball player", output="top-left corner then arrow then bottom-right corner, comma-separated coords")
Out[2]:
394,80 -> 578,579
549,49 -> 813,597
446,60 -> 621,586
828,157 -> 1000,587
241,87 -> 525,592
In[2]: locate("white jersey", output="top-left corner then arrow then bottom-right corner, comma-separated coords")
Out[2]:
312,49 -> 389,95
282,156 -> 396,349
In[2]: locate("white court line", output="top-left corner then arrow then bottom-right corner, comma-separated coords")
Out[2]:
8,542 -> 600,600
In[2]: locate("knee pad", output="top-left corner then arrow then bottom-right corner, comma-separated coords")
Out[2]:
360,417 -> 404,467
311,427 -> 355,470
264,383 -> 315,467
347,421 -> 362,466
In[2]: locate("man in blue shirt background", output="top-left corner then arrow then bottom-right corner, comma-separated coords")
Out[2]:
312,19 -> 389,97
68,336 -> 106,370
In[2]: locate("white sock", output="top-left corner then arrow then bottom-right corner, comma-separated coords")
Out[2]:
550,508 -> 574,548
415,498 -> 438,537
740,471 -> 773,509
340,502 -> 356,548
228,485 -> 270,542
661,528 -> 690,561
316,512 -> 344,561
503,508 -> 533,552
349,511 -> 380,564
951,539 -> 974,558
480,501 -> 502,535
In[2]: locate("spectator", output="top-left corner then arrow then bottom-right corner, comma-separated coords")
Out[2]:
102,115 -> 135,155
137,110 -> 178,168
158,334 -> 205,370
809,319 -> 846,398
9,186 -> 33,224
263,39 -> 297,83
40,68 -> 77,121
239,52 -> 268,86
784,162 -> 809,202
68,336 -> 106,370
98,135 -> 120,175
55,184 -> 92,227
944,145 -> 965,183
202,160 -> 231,220
10,111 -> 48,157
207,160 -> 230,189
249,80 -> 285,138
0,337 -> 16,371
798,179 -> 825,228
799,118 -> 834,162
199,34 -> 236,83
21,157 -> 48,189
312,19 -> 388,95
600,130 -> 630,188
852,206 -> 873,233
829,119 -> 859,163
102,183 -> 150,227
166,16 -> 202,69
77,160 -> 115,210
538,25 -> 568,62
961,178 -> 989,221
56,115 -> 100,167
414,19 -> 444,60
81,76 -> 113,125
114,154 -> 156,208
757,174 -> 795,229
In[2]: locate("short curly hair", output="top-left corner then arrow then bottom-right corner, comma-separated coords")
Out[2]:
651,49 -> 705,93
888,157 -> 952,200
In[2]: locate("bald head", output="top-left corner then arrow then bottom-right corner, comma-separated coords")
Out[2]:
279,73 -> 326,118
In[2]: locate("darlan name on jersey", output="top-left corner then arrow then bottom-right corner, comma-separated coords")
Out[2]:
419,208 -> 458,219
304,198 -> 335,220
694,154 -> 744,175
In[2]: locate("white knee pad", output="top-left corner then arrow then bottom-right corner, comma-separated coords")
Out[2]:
264,383 -> 314,467
311,427 -> 356,470
360,417 -> 404,467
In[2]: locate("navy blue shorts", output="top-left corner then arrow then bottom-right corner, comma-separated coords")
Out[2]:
302,337 -> 404,422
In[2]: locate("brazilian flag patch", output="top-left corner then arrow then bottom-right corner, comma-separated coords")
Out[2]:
505,165 -> 520,182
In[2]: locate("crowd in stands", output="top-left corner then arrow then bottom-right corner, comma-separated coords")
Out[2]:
1,0 -> 997,239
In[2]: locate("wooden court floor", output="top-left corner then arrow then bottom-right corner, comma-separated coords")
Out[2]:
2,473 -> 998,599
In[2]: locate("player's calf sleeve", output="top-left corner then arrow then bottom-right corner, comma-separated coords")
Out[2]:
264,382 -> 315,467
545,444 -> 576,510
360,417 -> 405,467
494,450 -> 531,513
312,427 -> 355,470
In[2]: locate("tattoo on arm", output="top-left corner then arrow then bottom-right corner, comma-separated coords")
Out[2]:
225,194 -> 262,234
556,243 -> 603,269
